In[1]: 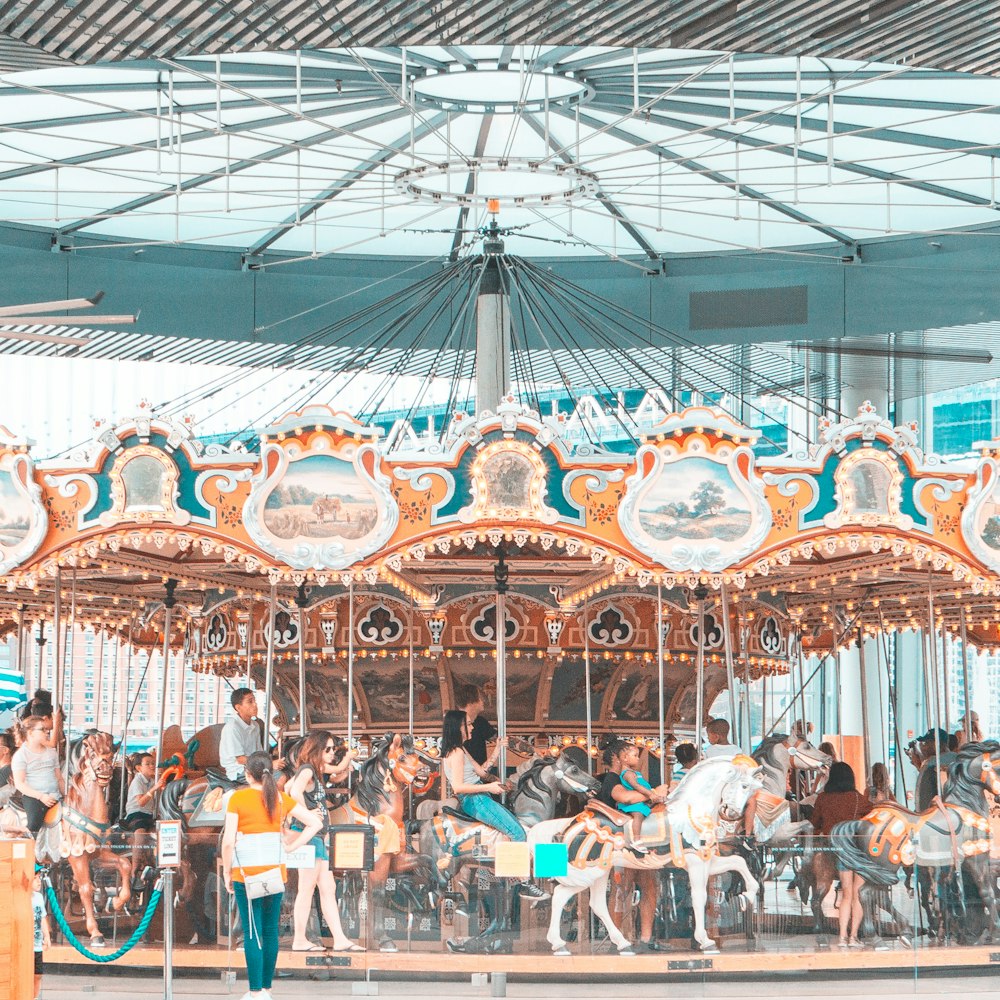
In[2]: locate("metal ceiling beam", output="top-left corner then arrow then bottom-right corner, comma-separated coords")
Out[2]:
628,105 -> 999,208
521,112 -> 659,259
562,106 -> 857,246
450,113 -> 493,261
592,93 -> 1000,159
246,110 -> 450,257
0,94 -> 403,184
55,98 -> 406,236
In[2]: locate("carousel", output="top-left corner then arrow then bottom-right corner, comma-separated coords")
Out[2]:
2,358 -> 1000,979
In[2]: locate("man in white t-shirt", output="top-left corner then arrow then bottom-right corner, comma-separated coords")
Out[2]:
703,718 -> 741,759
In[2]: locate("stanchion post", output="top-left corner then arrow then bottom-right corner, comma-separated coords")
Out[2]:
156,819 -> 181,1000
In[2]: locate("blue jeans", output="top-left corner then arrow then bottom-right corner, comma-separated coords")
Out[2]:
459,793 -> 526,841
232,881 -> 283,991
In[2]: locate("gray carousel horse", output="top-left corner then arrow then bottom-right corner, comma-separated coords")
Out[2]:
528,755 -> 765,955
832,740 -> 1000,945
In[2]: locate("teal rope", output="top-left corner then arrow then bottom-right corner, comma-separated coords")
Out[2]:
44,875 -> 163,963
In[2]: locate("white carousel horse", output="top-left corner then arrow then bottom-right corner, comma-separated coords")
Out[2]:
528,755 -> 765,955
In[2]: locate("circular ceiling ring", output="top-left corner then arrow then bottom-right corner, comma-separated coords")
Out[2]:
411,66 -> 594,114
395,157 -> 601,208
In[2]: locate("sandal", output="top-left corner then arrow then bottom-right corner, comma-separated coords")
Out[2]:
332,943 -> 365,953
291,942 -> 329,953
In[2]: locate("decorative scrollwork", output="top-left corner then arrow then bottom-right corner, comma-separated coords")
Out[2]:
469,604 -> 519,643
204,612 -> 229,653
357,604 -> 404,645
690,611 -> 724,650
587,604 -> 635,647
759,616 -> 783,656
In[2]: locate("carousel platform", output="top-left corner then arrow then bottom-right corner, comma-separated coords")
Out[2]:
35,969 -> 1000,999
41,938 -> 1000,978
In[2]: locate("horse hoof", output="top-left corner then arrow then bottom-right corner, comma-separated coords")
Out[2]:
90,936 -> 106,948
618,947 -> 636,957
379,940 -> 398,954
553,947 -> 571,957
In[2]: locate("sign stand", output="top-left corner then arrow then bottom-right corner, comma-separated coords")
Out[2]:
157,819 -> 181,1000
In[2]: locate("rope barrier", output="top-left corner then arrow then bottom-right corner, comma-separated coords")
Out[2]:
43,872 -> 163,963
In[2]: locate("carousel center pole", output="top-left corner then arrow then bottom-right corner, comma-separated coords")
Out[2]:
153,580 -> 178,779
35,622 -> 46,702
475,228 -> 510,415
262,582 -> 277,753
693,585 -> 708,758
294,583 -> 308,737
494,547 -> 508,784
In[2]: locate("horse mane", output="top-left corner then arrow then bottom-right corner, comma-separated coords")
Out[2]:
355,732 -> 414,816
66,731 -> 115,808
512,758 -> 550,808
752,735 -> 787,767
942,739 -> 1000,811
158,777 -> 188,821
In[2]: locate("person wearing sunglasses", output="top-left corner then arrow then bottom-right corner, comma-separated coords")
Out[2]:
285,731 -> 361,953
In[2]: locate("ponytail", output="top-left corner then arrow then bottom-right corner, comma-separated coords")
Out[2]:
245,750 -> 280,821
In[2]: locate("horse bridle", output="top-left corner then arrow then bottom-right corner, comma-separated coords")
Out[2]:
980,752 -> 1000,796
552,763 -> 595,796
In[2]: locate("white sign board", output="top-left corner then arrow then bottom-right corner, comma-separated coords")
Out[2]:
157,819 -> 182,867
283,844 -> 316,870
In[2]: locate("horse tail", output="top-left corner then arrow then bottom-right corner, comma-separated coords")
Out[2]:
158,777 -> 190,823
830,819 -> 898,887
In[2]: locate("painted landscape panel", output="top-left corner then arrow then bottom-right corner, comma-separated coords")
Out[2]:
264,453 -> 378,541
0,471 -> 31,548
978,476 -> 1000,551
638,456 -> 752,542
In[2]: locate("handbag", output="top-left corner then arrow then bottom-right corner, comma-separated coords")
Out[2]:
242,866 -> 284,899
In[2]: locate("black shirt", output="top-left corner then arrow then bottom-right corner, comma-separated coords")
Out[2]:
0,764 -> 11,788
596,771 -> 622,809
463,715 -> 498,766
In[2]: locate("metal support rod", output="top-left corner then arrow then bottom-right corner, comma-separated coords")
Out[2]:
347,581 -> 355,748
154,581 -> 178,778
940,627 -> 952,732
63,568 -> 78,784
36,622 -> 47,698
295,583 -> 308,737
920,626 -> 934,734
15,605 -> 25,695
795,626 -> 808,738
53,567 -> 62,710
263,583 -> 277,752
656,582 -> 665,770
584,597 -> 592,775
926,587 -> 943,779
835,645 -> 844,760
720,582 -> 738,740
162,866 -> 174,1000
408,599 -> 415,736
959,616 -> 972,742
94,630 -> 105,731
857,628 -> 871,785
496,589 -> 508,782
119,615 -> 134,818
245,599 -> 253,689
694,588 -> 706,756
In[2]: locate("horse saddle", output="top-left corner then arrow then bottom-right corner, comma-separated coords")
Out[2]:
441,804 -> 479,824
205,767 -> 242,791
585,799 -> 632,827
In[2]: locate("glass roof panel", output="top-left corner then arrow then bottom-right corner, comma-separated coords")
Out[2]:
2,46 -> 999,259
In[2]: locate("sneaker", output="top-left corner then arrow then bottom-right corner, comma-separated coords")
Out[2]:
517,882 -> 550,900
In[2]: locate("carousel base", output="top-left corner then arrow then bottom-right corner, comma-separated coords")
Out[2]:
42,938 -> 1000,977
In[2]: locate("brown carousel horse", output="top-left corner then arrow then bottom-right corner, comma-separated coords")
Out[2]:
327,732 -> 434,952
60,731 -> 133,947
831,741 -> 1000,946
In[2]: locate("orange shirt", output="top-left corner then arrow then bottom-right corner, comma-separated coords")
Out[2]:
227,788 -> 295,882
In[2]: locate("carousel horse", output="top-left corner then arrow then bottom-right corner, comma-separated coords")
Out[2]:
327,732 -> 436,953
60,731 -> 133,947
831,740 -> 1000,946
750,734 -> 831,844
528,755 -> 765,955
407,744 -> 596,953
